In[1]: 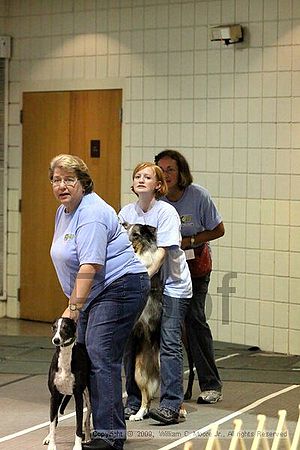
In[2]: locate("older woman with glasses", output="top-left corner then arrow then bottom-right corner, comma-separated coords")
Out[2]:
49,154 -> 150,450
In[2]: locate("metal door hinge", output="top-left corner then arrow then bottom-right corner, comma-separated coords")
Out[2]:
119,107 -> 123,123
20,109 -> 23,124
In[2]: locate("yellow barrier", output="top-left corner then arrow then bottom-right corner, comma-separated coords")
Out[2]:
182,405 -> 300,450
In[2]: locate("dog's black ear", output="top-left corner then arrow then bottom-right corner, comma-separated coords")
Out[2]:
141,225 -> 157,240
70,318 -> 77,333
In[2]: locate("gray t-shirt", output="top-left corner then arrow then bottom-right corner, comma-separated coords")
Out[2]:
160,184 -> 222,240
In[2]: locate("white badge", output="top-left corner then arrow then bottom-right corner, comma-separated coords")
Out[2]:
185,249 -> 195,260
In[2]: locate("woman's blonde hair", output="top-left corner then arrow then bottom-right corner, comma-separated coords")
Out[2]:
131,162 -> 168,198
49,154 -> 94,194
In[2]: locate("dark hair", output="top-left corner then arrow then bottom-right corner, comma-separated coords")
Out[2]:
154,149 -> 193,189
49,154 -> 94,194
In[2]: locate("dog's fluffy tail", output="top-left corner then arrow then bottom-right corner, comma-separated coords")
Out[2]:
59,395 -> 72,414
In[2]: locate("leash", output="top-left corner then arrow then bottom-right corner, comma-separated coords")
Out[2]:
58,337 -> 76,348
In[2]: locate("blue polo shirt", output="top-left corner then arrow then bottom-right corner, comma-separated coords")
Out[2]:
50,192 -> 146,307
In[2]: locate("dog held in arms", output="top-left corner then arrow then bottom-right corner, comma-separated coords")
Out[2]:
123,223 -> 163,421
123,223 -> 187,421
43,317 -> 91,450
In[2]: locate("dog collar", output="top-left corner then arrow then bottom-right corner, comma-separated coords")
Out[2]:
59,337 -> 76,348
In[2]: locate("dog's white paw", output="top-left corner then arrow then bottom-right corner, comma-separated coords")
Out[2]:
43,434 -> 57,449
129,413 -> 142,421
72,435 -> 83,450
179,407 -> 187,420
47,444 -> 57,450
129,407 -> 148,421
129,415 -> 143,421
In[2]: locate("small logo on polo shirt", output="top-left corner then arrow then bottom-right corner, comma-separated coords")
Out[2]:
64,233 -> 75,241
180,214 -> 193,224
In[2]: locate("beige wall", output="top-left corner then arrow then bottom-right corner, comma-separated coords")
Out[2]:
2,0 -> 300,354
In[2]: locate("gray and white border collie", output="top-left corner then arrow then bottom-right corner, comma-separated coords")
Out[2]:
43,317 -> 91,450
123,223 -> 163,421
124,224 -> 188,421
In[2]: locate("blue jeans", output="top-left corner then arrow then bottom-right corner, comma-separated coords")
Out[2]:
185,274 -> 222,392
77,273 -> 150,450
159,294 -> 190,411
124,294 -> 190,413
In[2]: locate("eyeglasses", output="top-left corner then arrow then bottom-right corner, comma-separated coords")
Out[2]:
51,177 -> 78,187
159,167 -> 177,175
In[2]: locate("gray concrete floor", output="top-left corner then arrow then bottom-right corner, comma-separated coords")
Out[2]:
0,318 -> 299,450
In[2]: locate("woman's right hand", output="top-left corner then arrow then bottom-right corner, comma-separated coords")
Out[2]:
62,306 -> 80,321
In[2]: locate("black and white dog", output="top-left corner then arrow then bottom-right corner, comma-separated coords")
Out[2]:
43,317 -> 91,450
123,224 -> 163,421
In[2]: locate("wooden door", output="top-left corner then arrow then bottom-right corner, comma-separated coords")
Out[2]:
20,92 -> 70,322
70,90 -> 122,210
20,89 -> 122,322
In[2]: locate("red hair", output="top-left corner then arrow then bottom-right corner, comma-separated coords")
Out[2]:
131,162 -> 168,198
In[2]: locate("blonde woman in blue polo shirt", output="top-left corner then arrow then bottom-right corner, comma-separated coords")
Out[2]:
49,154 -> 150,450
